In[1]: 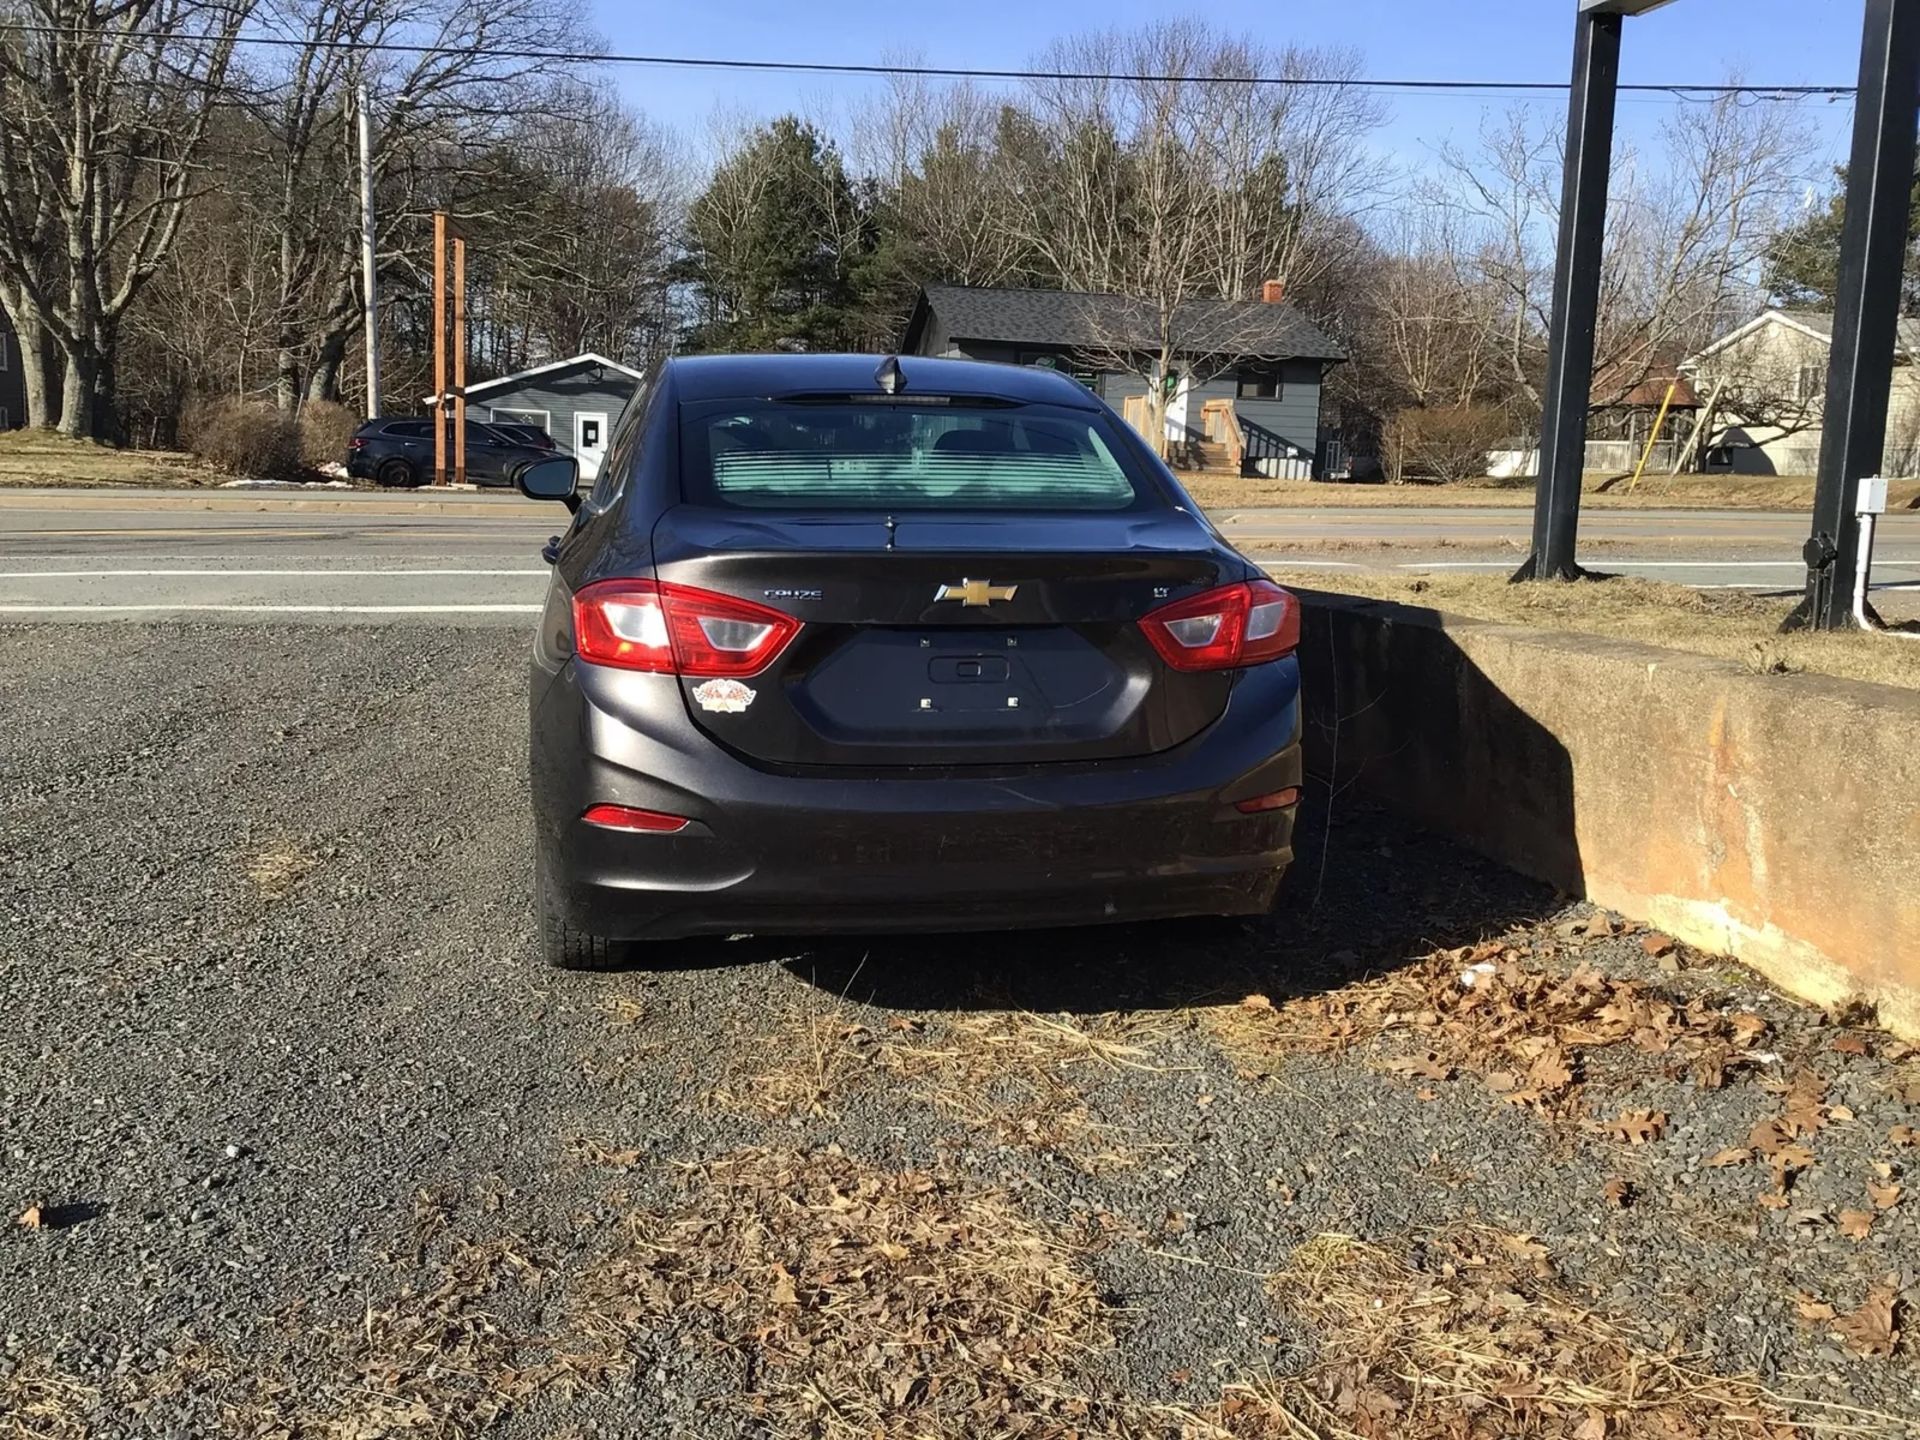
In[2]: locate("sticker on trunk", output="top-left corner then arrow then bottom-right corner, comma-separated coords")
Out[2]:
692,679 -> 756,714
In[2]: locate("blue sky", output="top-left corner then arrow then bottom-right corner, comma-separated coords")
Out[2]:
586,0 -> 1864,175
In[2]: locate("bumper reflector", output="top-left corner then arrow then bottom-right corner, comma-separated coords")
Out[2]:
1234,787 -> 1301,815
581,803 -> 690,834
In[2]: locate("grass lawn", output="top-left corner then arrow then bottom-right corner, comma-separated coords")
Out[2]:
1181,471 -> 1920,514
1269,568 -> 1920,692
0,429 -> 232,488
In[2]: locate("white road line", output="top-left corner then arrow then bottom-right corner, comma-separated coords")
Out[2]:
0,568 -> 548,578
0,604 -> 544,614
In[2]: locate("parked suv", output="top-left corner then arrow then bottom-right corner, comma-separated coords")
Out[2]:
346,418 -> 549,488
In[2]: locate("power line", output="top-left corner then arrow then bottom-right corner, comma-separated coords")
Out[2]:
0,21 -> 1860,100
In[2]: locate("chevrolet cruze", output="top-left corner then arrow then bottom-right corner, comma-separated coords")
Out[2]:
516,354 -> 1303,969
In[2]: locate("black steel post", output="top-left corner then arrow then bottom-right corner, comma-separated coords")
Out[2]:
1788,0 -> 1920,631
1513,10 -> 1623,583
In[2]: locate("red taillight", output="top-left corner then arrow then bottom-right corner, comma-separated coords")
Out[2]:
1235,787 -> 1301,814
1140,580 -> 1299,671
582,803 -> 689,833
572,579 -> 802,677
348,436 -> 367,450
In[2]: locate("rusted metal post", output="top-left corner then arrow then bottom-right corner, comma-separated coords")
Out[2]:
452,235 -> 467,486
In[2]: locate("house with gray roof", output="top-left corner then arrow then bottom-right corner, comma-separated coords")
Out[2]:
900,282 -> 1349,478
425,352 -> 645,482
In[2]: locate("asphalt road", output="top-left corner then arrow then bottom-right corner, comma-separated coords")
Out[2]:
2,487 -> 1918,620
5,624 -> 1916,1434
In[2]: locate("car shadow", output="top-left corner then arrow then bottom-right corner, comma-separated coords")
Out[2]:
757,797 -> 1565,1016
623,598 -> 1584,1017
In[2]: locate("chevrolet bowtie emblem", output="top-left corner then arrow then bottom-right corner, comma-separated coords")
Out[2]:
934,578 -> 1019,607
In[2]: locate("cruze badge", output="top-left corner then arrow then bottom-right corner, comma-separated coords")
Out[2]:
934,578 -> 1019,607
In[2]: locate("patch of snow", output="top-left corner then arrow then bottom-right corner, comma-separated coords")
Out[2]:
219,478 -> 353,490
1459,961 -> 1499,989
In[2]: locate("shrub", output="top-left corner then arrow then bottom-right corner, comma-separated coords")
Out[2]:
1383,404 -> 1513,485
180,398 -> 304,480
296,399 -> 360,471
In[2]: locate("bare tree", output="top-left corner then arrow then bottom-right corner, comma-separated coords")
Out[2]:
1436,90 -> 1813,426
0,0 -> 252,437
1010,22 -> 1382,451
230,0 -> 600,412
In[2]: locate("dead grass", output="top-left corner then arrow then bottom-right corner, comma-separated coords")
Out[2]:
705,999 -> 1179,1172
244,843 -> 320,898
0,428 -> 228,489
1202,1229 -> 1910,1439
1179,471 -> 1920,515
1,1358 -> 94,1440
571,1146 -> 1121,1439
1270,569 -> 1920,691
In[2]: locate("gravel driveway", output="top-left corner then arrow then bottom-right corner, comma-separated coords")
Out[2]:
3,623 -> 1916,1438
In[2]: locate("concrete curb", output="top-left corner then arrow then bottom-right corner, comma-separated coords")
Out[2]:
1295,590 -> 1920,1041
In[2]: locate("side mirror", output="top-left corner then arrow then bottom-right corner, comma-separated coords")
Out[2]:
517,455 -> 580,513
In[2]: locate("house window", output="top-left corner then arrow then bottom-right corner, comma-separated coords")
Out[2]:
1237,365 -> 1283,400
1795,364 -> 1824,402
0,407 -> 8,428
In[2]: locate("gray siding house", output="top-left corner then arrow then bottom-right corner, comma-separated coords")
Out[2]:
0,308 -> 25,430
900,283 -> 1347,478
428,352 -> 644,481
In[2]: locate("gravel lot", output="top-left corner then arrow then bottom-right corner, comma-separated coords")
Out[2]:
3,623 -> 1916,1438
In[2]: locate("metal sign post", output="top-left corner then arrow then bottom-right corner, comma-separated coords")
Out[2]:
1514,0 -> 1678,583
1786,0 -> 1920,632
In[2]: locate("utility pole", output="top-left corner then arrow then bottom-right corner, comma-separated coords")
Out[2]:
356,83 -> 381,420
1513,0 -> 1678,582
1786,0 -> 1920,631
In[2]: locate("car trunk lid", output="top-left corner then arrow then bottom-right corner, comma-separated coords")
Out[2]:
647,506 -> 1241,768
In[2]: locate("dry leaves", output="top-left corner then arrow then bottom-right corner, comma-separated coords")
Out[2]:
1602,1177 -> 1635,1209
17,1203 -> 43,1230
1867,1178 -> 1902,1210
1833,1283 -> 1903,1358
1839,1208 -> 1876,1240
1212,942 -> 1775,1130
574,1148 -> 1119,1437
1596,1108 -> 1668,1146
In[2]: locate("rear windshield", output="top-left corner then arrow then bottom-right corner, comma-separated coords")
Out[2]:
679,399 -> 1149,511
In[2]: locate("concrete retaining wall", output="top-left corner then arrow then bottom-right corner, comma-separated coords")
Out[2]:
1294,592 -> 1920,1039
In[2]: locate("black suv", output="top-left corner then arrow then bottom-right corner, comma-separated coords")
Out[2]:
346,418 -> 549,488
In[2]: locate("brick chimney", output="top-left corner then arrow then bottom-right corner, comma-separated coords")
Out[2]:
1260,279 -> 1287,304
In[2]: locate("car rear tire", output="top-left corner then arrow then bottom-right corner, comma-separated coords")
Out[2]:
375,458 -> 419,489
536,855 -> 623,971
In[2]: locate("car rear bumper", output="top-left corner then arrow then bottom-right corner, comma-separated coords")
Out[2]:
532,656 -> 1303,941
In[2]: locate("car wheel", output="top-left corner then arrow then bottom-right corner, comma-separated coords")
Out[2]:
375,457 -> 419,489
536,854 -> 622,971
